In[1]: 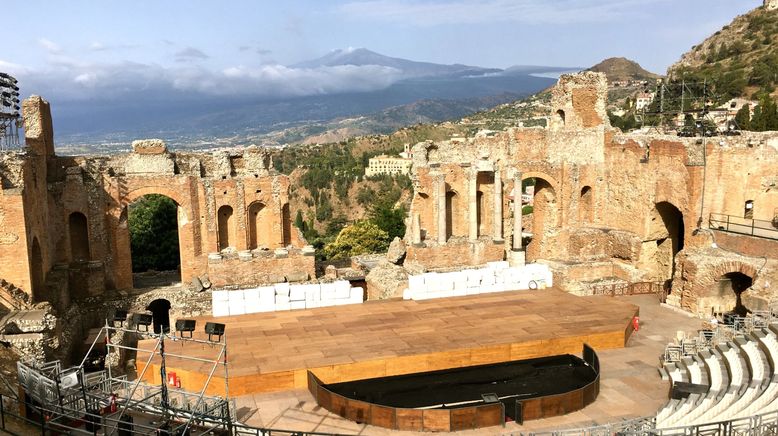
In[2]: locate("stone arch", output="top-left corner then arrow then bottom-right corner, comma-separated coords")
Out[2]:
694,261 -> 758,316
29,237 -> 44,302
218,205 -> 235,250
68,211 -> 91,262
125,194 -> 182,287
579,186 -> 594,224
522,175 -> 558,261
147,298 -> 171,334
519,171 -> 561,196
247,201 -> 268,250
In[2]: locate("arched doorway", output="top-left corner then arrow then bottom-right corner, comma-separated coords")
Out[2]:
128,194 -> 181,288
218,205 -> 234,250
69,212 -> 90,262
644,202 -> 685,281
247,202 -> 267,250
147,299 -> 171,334
525,177 -> 557,261
30,237 -> 44,301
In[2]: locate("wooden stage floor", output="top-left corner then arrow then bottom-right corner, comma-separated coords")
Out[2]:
138,290 -> 639,396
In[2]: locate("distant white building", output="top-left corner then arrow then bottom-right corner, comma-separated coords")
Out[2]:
635,92 -> 655,111
365,155 -> 413,177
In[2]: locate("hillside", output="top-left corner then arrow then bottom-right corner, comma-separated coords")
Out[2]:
667,2 -> 778,99
588,57 -> 660,82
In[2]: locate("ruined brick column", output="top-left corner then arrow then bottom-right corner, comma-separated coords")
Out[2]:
436,175 -> 447,245
493,169 -> 503,241
469,170 -> 478,241
412,213 -> 422,245
512,172 -> 523,251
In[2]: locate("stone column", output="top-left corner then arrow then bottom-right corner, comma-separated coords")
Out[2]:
437,175 -> 447,245
412,213 -> 422,245
512,172 -> 523,251
468,171 -> 478,241
493,169 -> 503,241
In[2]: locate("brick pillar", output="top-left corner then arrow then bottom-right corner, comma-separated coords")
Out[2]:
493,169 -> 503,241
437,175 -> 447,245
513,173 -> 523,251
468,171 -> 478,241
412,213 -> 422,245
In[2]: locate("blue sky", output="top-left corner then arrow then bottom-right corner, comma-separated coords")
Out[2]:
0,0 -> 762,102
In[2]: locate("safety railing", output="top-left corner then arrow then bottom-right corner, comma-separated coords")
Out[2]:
591,281 -> 667,302
710,213 -> 778,240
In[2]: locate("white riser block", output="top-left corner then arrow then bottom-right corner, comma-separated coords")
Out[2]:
228,290 -> 245,303
487,261 -> 509,270
334,281 -> 351,299
403,288 -> 413,300
258,286 -> 276,302
349,287 -> 364,303
275,302 -> 291,311
452,288 -> 467,297
320,283 -> 337,300
229,301 -> 246,316
408,275 -> 425,292
290,285 -> 306,301
465,287 -> 481,296
212,300 -> 230,317
290,301 -> 306,310
438,275 -> 455,292
275,283 -> 291,297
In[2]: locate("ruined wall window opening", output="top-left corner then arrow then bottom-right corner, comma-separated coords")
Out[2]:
579,186 -> 593,224
476,191 -> 484,237
68,212 -> 90,262
127,194 -> 181,287
147,298 -> 171,334
556,110 -> 566,126
218,205 -> 235,251
745,200 -> 754,219
653,202 -> 685,282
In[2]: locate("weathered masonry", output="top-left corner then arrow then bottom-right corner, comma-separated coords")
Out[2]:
405,72 -> 778,315
0,97 -> 313,311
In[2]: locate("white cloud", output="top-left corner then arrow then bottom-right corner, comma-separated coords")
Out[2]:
38,38 -> 62,54
15,59 -> 404,102
339,0 -> 672,26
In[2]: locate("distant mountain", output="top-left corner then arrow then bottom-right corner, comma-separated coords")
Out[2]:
667,3 -> 778,99
294,48 -> 501,78
588,57 -> 660,82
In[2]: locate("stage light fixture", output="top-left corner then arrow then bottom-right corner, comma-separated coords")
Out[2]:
204,322 -> 225,342
481,393 -> 499,403
112,309 -> 129,327
133,313 -> 153,332
175,319 -> 196,338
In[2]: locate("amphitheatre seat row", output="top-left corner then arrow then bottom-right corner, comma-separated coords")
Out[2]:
403,261 -> 553,301
211,280 -> 364,316
656,325 -> 778,430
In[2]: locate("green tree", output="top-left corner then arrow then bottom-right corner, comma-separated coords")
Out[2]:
294,210 -> 305,231
368,201 -> 407,241
323,221 -> 389,260
735,104 -> 751,130
128,194 -> 180,272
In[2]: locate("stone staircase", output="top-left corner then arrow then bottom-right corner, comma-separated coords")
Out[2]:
0,279 -> 31,311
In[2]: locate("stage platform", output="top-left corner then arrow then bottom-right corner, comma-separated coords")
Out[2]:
137,290 -> 639,396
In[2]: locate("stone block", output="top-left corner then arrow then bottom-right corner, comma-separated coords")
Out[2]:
208,253 -> 223,264
238,250 -> 253,261
275,248 -> 289,259
132,139 -> 168,155
285,271 -> 308,283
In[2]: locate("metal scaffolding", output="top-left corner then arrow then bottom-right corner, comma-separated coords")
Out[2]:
0,72 -> 21,150
16,321 -> 233,435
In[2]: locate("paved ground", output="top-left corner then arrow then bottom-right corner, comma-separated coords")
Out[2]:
233,295 -> 704,435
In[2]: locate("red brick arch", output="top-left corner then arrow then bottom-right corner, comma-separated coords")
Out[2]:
698,260 -> 759,292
